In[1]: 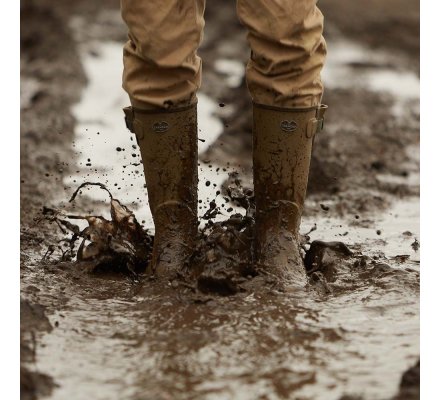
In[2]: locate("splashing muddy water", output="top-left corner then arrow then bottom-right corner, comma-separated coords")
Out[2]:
63,41 -> 240,230
32,34 -> 420,400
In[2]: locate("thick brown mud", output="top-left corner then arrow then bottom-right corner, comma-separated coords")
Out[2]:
21,0 -> 419,399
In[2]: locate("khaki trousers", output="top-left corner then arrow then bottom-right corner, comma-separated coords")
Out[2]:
121,0 -> 326,109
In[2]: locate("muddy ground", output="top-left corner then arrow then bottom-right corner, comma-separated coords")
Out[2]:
21,0 -> 420,399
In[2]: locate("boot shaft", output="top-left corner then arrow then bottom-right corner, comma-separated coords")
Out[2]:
253,103 -> 327,233
124,105 -> 199,277
123,104 -> 198,220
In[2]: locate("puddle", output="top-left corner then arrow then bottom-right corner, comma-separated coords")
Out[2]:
303,140 -> 420,263
304,197 -> 420,262
214,59 -> 245,88
35,37 -> 420,400
36,306 -> 140,400
322,39 -> 419,117
35,262 -> 419,400
322,39 -> 419,97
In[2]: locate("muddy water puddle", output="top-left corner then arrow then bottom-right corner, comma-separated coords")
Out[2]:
33,36 -> 421,400
35,264 -> 419,400
323,38 -> 419,119
305,197 -> 419,263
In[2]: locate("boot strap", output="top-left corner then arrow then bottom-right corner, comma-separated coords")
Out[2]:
306,104 -> 328,138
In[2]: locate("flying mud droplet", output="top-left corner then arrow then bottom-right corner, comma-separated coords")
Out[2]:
411,238 -> 419,251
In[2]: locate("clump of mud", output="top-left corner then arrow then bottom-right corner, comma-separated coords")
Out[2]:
42,179 -> 357,295
189,172 -> 256,294
393,359 -> 420,400
42,182 -> 153,276
190,212 -> 256,295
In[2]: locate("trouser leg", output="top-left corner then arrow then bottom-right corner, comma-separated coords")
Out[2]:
121,0 -> 206,109
236,0 -> 326,108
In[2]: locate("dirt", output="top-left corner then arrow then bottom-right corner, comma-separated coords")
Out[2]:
20,0 -> 419,399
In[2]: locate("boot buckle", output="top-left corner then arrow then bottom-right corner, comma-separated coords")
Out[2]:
306,104 -> 328,138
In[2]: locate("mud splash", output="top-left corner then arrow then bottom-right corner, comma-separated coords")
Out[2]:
37,175 -> 419,400
42,182 -> 153,276
61,41 -> 239,229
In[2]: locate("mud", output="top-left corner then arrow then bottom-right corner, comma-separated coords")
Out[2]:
21,0 -> 419,399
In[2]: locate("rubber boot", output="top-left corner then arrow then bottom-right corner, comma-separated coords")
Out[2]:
253,103 -> 327,285
123,104 -> 198,279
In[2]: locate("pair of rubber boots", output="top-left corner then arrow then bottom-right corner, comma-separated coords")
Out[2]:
123,102 -> 327,285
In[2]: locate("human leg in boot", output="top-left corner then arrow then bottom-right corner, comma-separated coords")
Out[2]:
123,105 -> 198,279
237,0 -> 327,284
253,104 -> 327,284
120,0 -> 205,279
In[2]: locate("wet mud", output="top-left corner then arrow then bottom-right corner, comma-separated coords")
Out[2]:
21,0 -> 419,399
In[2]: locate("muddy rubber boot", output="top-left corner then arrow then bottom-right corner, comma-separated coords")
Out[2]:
123,104 -> 198,279
253,103 -> 327,286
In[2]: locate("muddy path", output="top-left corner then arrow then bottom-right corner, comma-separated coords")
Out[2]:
20,0 -> 419,399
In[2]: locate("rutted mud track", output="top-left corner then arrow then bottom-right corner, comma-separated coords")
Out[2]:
21,1 -> 420,399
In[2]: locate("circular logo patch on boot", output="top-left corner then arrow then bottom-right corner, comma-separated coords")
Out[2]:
280,120 -> 298,133
152,121 -> 169,133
